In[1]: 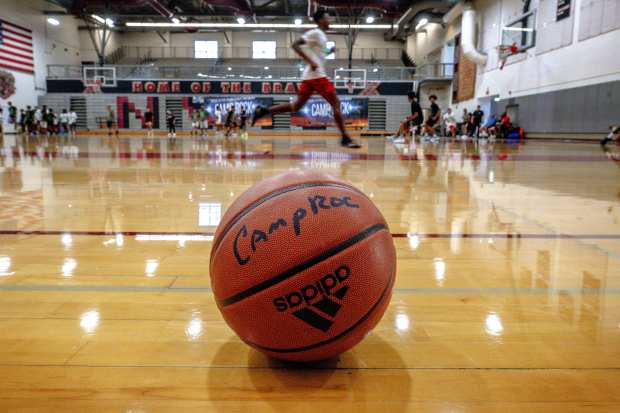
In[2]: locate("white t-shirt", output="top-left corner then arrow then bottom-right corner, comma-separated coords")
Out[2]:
60,113 -> 70,124
301,28 -> 329,80
215,109 -> 222,125
69,112 -> 78,124
443,112 -> 456,126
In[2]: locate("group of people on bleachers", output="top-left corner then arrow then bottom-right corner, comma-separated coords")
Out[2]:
389,92 -> 518,143
0,101 -> 78,137
442,107 -> 514,140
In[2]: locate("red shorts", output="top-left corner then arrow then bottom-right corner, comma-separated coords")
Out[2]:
297,77 -> 337,103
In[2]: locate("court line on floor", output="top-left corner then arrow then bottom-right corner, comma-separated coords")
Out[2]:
1,284 -> 620,295
0,362 -> 619,371
2,229 -> 620,239
12,150 -> 617,162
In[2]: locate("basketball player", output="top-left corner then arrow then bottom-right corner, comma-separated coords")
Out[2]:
214,105 -> 223,135
388,91 -> 423,143
600,125 -> 620,146
144,108 -> 154,138
224,105 -> 236,139
191,109 -> 200,137
69,109 -> 78,136
252,10 -> 361,149
166,110 -> 177,138
106,106 -> 118,137
198,108 -> 207,137
423,95 -> 441,139
200,107 -> 209,137
239,105 -> 249,140
472,105 -> 484,138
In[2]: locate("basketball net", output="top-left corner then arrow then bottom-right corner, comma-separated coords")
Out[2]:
345,81 -> 355,95
498,42 -> 520,70
84,79 -> 102,94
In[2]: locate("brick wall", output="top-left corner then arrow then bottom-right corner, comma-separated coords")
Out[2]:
456,53 -> 476,102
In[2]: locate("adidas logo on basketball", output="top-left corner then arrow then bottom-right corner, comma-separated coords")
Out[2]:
272,265 -> 350,332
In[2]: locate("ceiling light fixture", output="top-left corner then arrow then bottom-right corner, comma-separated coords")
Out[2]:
366,16 -> 375,24
47,17 -> 60,26
126,22 -> 394,30
415,18 -> 429,31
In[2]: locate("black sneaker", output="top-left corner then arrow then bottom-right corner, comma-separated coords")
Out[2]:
341,137 -> 361,149
251,106 -> 269,127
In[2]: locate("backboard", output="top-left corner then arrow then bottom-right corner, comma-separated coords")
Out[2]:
500,10 -> 536,59
83,66 -> 117,88
334,68 -> 367,93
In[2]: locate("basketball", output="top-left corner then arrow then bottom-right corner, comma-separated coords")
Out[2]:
210,171 -> 396,361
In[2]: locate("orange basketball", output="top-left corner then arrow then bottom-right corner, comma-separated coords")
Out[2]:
210,171 -> 396,362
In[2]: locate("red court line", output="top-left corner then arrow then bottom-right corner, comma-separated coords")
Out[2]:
1,230 -> 619,240
14,151 -> 615,162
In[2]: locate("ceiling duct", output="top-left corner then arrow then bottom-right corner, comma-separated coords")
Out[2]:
385,0 -> 448,41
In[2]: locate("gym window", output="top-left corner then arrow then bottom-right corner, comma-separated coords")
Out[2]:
253,41 -> 277,59
195,40 -> 218,59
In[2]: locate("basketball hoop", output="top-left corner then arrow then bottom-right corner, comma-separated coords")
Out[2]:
497,42 -> 520,70
345,81 -> 355,95
84,79 -> 103,94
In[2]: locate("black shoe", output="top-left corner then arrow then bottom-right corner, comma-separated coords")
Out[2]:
251,106 -> 269,127
341,137 -> 361,149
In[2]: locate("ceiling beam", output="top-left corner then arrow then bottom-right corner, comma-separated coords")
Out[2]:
246,0 -> 257,23
256,0 -> 279,9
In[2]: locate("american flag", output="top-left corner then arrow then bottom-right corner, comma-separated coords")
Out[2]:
0,18 -> 34,74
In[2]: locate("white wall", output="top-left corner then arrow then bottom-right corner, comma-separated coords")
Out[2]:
473,0 -> 620,102
409,0 -> 620,115
79,29 -> 121,63
117,29 -> 402,60
0,0 -> 81,110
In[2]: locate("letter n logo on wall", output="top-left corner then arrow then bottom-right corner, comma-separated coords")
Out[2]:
116,96 -> 160,129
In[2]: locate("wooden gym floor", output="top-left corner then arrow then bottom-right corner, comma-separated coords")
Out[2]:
0,133 -> 619,412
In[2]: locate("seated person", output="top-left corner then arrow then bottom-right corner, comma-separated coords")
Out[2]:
479,114 -> 498,139
499,112 -> 512,138
601,125 -> 620,146
442,108 -> 457,138
389,92 -> 423,143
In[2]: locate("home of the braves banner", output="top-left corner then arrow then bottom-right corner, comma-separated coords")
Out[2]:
47,79 -> 415,96
131,81 -> 299,94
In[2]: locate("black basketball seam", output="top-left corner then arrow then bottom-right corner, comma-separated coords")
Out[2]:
209,181 -> 368,264
244,263 -> 395,353
216,223 -> 388,307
